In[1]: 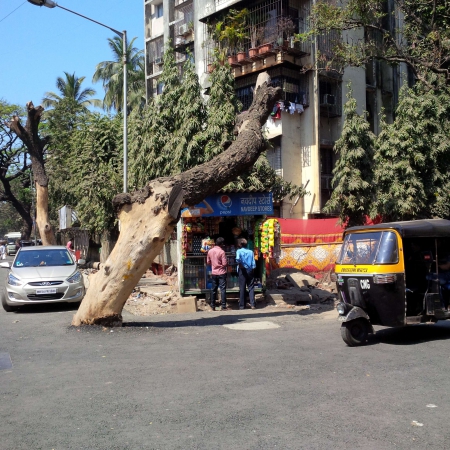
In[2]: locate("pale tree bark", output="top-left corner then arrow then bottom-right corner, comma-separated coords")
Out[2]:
8,102 -> 56,245
72,73 -> 281,327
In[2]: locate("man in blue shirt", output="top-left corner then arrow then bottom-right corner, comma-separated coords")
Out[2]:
236,238 -> 256,310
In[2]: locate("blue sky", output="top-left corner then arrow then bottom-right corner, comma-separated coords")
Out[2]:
0,0 -> 144,108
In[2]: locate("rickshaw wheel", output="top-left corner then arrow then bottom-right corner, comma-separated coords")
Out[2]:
341,319 -> 369,346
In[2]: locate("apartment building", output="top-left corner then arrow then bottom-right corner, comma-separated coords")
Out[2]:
143,0 -> 407,218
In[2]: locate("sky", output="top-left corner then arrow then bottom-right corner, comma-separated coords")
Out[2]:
0,0 -> 144,108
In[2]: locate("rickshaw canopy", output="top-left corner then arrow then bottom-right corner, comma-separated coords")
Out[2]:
345,219 -> 450,239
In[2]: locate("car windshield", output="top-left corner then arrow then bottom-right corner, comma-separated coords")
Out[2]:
14,249 -> 74,267
337,231 -> 399,265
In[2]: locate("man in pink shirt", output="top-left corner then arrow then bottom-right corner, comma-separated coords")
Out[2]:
207,237 -> 229,311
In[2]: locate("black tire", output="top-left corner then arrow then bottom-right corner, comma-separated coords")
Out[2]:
1,291 -> 19,312
341,319 -> 369,346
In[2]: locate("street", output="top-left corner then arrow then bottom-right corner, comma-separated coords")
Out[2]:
1,260 -> 450,450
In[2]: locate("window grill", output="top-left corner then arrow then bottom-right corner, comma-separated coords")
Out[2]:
203,0 -> 311,72
267,145 -> 282,176
146,36 -> 164,76
319,77 -> 342,117
235,67 -> 309,111
317,29 -> 343,75
174,1 -> 194,37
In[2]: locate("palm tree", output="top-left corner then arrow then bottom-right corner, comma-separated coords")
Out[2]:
93,36 -> 145,112
42,72 -> 103,109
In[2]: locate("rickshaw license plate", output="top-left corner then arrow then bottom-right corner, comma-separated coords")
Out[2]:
36,288 -> 57,295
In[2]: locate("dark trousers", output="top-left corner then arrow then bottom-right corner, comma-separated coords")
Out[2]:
239,268 -> 255,308
211,274 -> 227,309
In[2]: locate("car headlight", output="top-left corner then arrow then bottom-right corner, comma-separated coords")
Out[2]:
67,271 -> 82,284
7,273 -> 21,286
336,302 -> 347,315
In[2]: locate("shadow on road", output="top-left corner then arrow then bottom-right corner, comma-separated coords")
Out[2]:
368,321 -> 450,346
122,310 -> 311,328
10,302 -> 80,315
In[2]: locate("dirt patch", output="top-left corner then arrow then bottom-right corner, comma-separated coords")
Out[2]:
118,267 -> 338,317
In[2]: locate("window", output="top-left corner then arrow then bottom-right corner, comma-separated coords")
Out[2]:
267,146 -> 282,176
337,231 -> 398,265
156,81 -> 164,95
156,3 -> 163,18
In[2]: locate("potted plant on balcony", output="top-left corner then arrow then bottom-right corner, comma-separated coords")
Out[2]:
249,24 -> 263,58
186,20 -> 194,42
258,21 -> 276,55
276,16 -> 295,49
219,8 -> 248,65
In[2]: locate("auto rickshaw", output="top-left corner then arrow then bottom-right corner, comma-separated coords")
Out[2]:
334,219 -> 450,346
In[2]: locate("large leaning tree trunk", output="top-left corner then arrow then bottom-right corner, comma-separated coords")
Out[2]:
72,73 -> 281,327
8,102 -> 56,245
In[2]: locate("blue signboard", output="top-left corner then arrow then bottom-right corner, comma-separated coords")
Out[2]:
181,192 -> 273,217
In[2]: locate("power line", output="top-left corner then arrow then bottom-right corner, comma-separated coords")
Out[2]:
0,1 -> 26,24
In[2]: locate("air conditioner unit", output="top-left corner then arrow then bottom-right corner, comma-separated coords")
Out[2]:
179,23 -> 188,35
154,57 -> 163,65
321,94 -> 335,106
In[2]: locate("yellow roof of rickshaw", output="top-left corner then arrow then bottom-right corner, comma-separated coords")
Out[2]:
344,219 -> 450,238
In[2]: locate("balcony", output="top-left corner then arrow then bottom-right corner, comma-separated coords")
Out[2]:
203,0 -> 311,73
235,66 -> 309,111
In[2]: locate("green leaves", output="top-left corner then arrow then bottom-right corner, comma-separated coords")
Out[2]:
374,82 -> 450,221
92,36 -> 145,112
42,72 -> 102,110
325,81 -> 450,226
323,86 -> 375,227
308,0 -> 450,84
46,102 -> 122,234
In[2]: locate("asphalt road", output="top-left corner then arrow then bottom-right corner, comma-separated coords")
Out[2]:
1,258 -> 450,450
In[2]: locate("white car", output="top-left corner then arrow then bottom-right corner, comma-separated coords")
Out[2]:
1,246 -> 85,312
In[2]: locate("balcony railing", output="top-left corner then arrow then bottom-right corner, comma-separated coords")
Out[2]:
203,0 -> 311,72
235,66 -> 309,111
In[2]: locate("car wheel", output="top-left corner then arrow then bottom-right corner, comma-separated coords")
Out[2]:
1,290 -> 19,312
341,319 -> 369,347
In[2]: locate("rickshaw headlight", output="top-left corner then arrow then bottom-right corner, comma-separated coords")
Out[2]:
336,302 -> 346,315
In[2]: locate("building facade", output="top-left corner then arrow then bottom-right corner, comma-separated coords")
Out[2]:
143,0 -> 407,219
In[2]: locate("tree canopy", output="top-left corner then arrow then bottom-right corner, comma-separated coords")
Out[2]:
93,36 -> 145,112
373,81 -> 450,221
304,0 -> 450,85
0,100 -> 33,237
42,72 -> 102,110
324,81 -> 450,225
46,100 -> 122,234
323,87 -> 375,226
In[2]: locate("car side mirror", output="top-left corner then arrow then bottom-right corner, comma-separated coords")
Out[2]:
77,259 -> 86,265
0,262 -> 10,268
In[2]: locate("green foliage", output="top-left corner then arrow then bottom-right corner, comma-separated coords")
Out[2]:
130,48 -> 305,200
306,0 -> 450,84
53,44 -> 305,233
128,44 -> 188,186
325,80 -> 450,225
171,55 -> 206,172
69,113 -> 122,233
46,102 -> 122,234
373,81 -> 450,221
202,64 -> 241,160
93,36 -> 145,112
0,100 -> 33,235
0,202 -> 25,237
42,72 -> 102,110
323,87 -> 375,227
225,153 -> 307,201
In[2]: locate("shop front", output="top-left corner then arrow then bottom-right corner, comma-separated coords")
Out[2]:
177,192 -> 280,295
